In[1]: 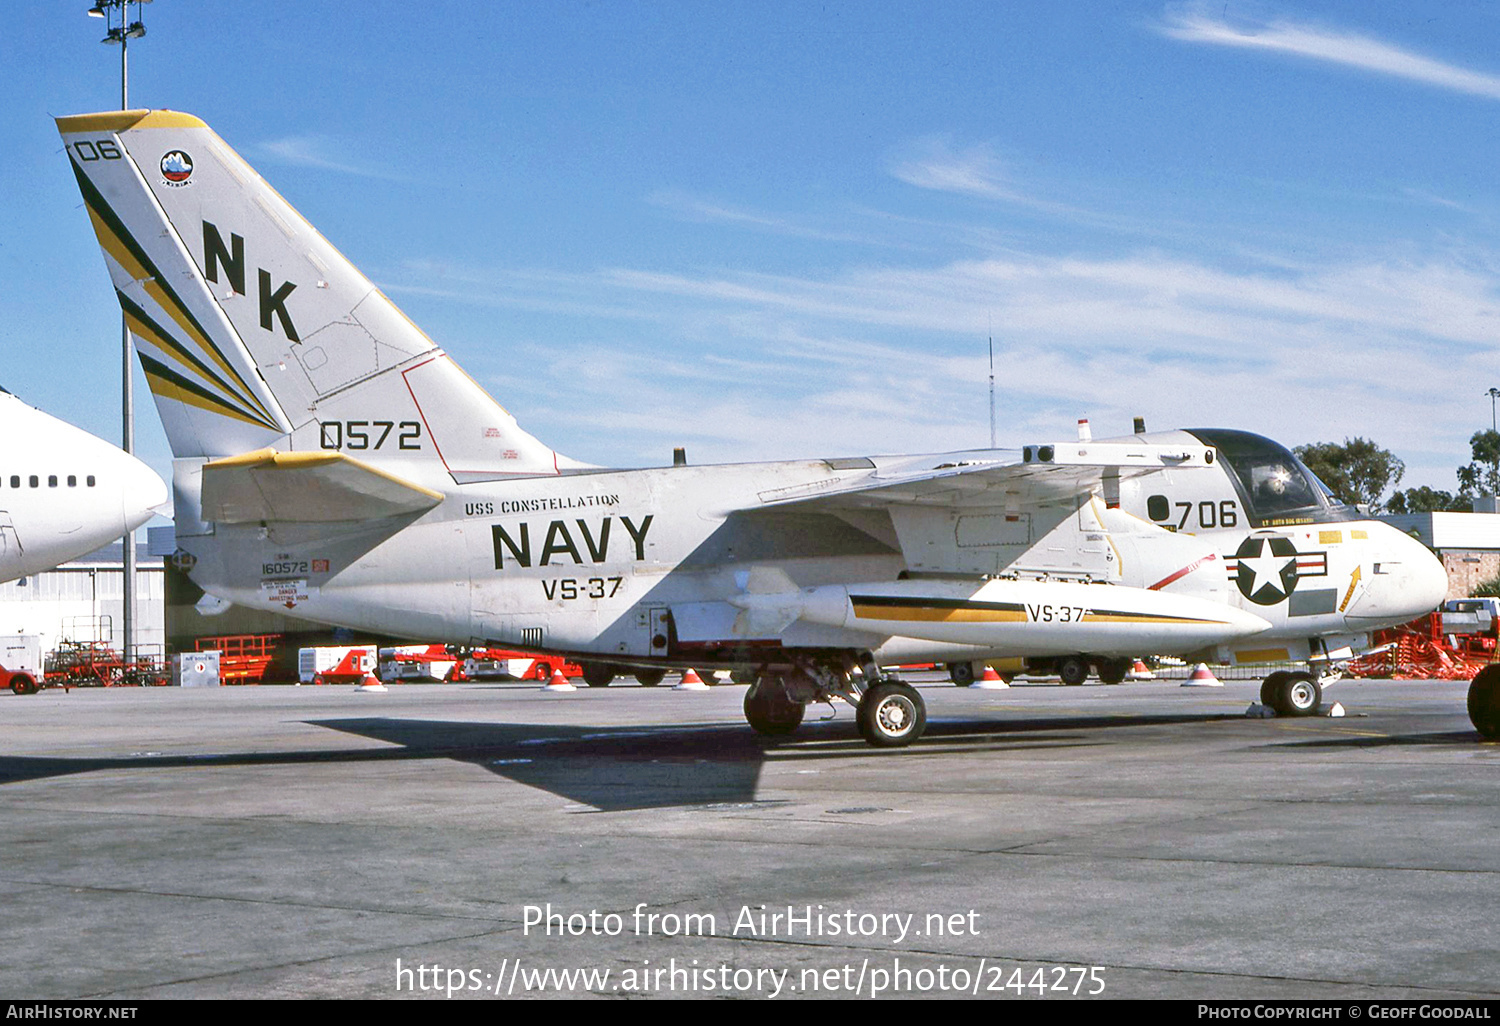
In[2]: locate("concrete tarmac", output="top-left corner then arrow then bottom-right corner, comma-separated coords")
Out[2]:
1,675 -> 1495,1000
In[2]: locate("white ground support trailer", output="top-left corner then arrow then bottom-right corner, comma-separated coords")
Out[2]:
0,634 -> 44,694
297,646 -> 379,685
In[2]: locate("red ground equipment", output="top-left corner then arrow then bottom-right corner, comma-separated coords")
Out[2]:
195,634 -> 278,685
1347,604 -> 1495,681
463,648 -> 584,681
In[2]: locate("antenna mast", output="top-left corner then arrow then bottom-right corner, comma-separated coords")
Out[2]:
988,334 -> 997,449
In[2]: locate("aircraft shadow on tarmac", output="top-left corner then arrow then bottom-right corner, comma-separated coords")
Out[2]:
0,711 -> 1239,811
1263,730 -> 1486,750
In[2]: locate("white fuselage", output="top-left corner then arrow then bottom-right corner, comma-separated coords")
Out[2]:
0,392 -> 167,583
178,440 -> 1446,669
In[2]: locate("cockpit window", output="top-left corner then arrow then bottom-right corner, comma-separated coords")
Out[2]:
1187,429 -> 1359,526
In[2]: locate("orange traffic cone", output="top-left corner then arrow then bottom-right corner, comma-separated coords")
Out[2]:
543,668 -> 576,692
674,667 -> 709,691
1181,663 -> 1222,687
971,665 -> 1009,689
357,674 -> 388,693
1126,659 -> 1155,680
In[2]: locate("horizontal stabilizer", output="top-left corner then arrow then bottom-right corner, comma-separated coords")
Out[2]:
201,449 -> 443,524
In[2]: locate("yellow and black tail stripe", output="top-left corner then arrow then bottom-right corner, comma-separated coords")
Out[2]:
70,159 -> 279,428
138,352 -> 278,429
119,291 -> 277,430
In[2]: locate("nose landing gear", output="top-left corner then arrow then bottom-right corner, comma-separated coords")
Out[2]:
1259,670 -> 1323,716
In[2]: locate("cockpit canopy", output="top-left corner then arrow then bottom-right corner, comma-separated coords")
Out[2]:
1186,429 -> 1360,527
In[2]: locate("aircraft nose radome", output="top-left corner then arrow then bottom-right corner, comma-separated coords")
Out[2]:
1407,540 -> 1450,616
122,456 -> 169,528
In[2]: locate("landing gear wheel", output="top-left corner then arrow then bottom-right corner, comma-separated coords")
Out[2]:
1097,659 -> 1129,686
634,669 -> 666,687
856,681 -> 927,747
743,678 -> 805,736
1059,656 -> 1089,686
1278,672 -> 1322,716
581,663 -> 616,688
1468,665 -> 1500,739
1260,670 -> 1293,710
948,661 -> 977,687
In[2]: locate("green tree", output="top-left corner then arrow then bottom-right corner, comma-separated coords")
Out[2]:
1473,576 -> 1500,598
1385,486 -> 1468,514
1293,438 -> 1405,511
1457,429 -> 1500,497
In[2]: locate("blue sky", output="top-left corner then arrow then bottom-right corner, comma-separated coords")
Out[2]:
6,1 -> 1500,501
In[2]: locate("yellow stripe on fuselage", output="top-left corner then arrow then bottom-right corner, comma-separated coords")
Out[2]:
851,604 -> 1028,624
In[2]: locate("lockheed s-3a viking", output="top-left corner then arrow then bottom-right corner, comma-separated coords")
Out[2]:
57,109 -> 1455,745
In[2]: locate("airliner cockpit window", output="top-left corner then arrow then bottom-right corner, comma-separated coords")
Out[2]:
1187,429 -> 1358,525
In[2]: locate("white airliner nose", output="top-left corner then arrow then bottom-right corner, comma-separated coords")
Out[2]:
121,454 -> 169,530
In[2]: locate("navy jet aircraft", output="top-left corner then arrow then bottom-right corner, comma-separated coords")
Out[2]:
57,109 -> 1456,745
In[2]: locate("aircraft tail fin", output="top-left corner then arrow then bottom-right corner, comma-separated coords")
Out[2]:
57,109 -> 578,478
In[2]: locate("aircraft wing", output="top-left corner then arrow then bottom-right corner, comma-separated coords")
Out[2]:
201,449 -> 444,524
751,440 -> 1217,514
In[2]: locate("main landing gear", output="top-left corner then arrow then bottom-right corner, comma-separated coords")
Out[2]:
742,655 -> 928,748
1259,669 -> 1323,716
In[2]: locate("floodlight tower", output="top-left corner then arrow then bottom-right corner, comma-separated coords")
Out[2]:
85,0 -> 150,666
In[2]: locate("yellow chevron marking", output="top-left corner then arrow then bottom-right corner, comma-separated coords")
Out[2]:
87,206 -> 151,283
86,195 -> 275,425
141,365 -> 277,429
139,280 -> 258,400
1340,565 -> 1363,613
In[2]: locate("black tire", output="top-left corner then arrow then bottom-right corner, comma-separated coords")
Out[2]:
1260,671 -> 1292,711
856,681 -> 927,747
581,663 -> 616,688
1097,658 -> 1129,686
1467,665 -> 1500,739
1059,656 -> 1089,686
634,668 -> 666,687
948,661 -> 977,687
1278,672 -> 1322,716
9,673 -> 36,696
743,678 -> 804,736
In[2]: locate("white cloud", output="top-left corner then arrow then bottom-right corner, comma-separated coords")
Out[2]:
258,135 -> 405,180
646,191 -> 895,246
1161,4 -> 1500,101
391,243 -> 1500,488
890,137 -> 1024,202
